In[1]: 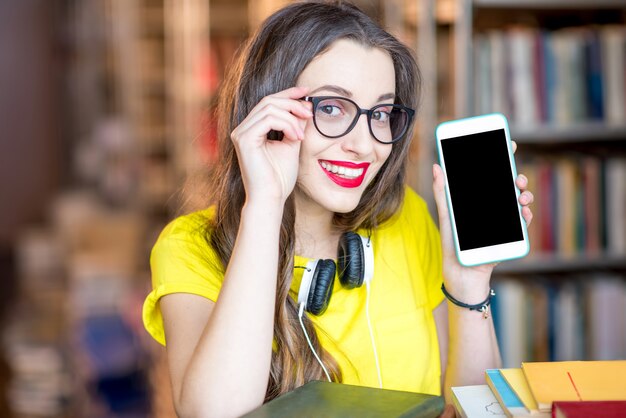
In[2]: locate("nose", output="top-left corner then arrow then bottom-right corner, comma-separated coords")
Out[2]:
340,113 -> 375,156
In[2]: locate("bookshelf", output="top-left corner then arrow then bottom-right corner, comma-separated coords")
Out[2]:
448,0 -> 626,367
7,0 -> 620,415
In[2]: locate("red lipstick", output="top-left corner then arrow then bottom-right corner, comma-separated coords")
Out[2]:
319,160 -> 370,188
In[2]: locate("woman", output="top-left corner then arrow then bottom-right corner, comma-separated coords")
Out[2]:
142,2 -> 534,417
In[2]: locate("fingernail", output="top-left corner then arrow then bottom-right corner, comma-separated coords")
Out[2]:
432,164 -> 437,179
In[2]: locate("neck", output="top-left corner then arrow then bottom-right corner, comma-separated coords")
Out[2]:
294,189 -> 340,260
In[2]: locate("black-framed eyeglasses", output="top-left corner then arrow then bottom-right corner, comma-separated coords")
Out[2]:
302,96 -> 415,144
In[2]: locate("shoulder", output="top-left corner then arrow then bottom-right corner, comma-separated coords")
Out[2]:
150,207 -> 217,271
160,207 -> 214,240
155,208 -> 214,249
381,186 -> 432,230
400,186 -> 430,216
370,186 -> 440,251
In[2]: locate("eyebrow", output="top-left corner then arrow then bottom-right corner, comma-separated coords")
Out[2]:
308,84 -> 396,102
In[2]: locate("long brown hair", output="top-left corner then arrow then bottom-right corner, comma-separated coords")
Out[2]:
207,0 -> 421,401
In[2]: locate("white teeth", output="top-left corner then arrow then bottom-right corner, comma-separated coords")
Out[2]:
320,162 -> 364,179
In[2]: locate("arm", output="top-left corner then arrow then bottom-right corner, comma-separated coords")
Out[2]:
161,202 -> 283,418
432,163 -> 534,404
433,293 -> 502,404
159,87 -> 312,418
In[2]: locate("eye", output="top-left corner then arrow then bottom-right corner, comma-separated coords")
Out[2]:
317,100 -> 345,118
372,108 -> 391,123
319,105 -> 341,116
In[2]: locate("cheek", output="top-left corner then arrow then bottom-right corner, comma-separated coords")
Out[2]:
297,141 -> 322,181
376,144 -> 393,167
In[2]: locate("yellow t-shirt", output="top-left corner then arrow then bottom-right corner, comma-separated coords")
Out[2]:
142,187 -> 445,395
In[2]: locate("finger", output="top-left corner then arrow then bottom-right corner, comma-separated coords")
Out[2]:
515,173 -> 528,190
271,85 -> 309,100
519,190 -> 534,206
265,86 -> 313,117
244,99 -> 312,133
237,105 -> 308,142
522,206 -> 533,227
234,113 -> 304,144
512,140 -> 517,153
437,404 -> 456,418
255,114 -> 305,142
247,98 -> 312,126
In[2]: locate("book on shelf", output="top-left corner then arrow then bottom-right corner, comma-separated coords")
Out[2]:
509,26 -> 540,126
241,381 -> 444,418
554,282 -> 584,362
492,278 -> 528,367
587,275 -> 626,360
555,158 -> 577,257
515,155 -> 626,258
521,360 -> 626,411
606,158 -> 626,255
552,400 -> 626,418
601,25 -> 626,126
451,385 -> 506,418
526,282 -> 549,362
472,25 -> 626,129
493,276 -> 626,366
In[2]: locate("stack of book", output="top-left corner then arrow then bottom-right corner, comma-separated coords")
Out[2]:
473,25 -> 626,128
452,360 -> 626,418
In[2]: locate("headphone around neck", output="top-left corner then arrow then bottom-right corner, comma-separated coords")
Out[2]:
297,231 -> 374,315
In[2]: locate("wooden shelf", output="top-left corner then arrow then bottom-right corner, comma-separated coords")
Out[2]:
473,0 -> 626,9
495,254 -> 626,274
510,123 -> 626,144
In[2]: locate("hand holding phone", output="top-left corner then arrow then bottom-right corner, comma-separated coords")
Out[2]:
435,113 -> 530,266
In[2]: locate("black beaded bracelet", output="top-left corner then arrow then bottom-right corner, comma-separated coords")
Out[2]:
441,283 -> 496,319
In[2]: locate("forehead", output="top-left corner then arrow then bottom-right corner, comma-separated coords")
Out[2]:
296,39 -> 396,103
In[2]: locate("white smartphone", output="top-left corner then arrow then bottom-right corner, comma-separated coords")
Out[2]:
435,113 -> 529,266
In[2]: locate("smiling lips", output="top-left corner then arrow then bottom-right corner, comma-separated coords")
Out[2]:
319,160 -> 370,188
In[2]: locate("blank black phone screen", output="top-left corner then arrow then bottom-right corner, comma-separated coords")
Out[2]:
441,128 -> 523,251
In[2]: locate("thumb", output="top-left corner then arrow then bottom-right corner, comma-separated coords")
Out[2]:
432,164 -> 448,223
432,164 -> 453,245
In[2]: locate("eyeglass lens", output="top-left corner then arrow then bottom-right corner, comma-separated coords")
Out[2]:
313,97 -> 409,143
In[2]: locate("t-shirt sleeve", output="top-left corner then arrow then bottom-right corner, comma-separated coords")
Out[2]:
404,188 -> 445,311
142,209 -> 224,346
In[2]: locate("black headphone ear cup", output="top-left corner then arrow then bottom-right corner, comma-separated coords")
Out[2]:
337,231 -> 365,289
307,259 -> 336,315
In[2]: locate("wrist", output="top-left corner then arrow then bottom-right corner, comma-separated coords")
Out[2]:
441,283 -> 495,319
241,199 -> 285,224
442,268 -> 493,304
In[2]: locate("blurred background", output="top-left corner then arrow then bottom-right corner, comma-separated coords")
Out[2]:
0,0 -> 624,417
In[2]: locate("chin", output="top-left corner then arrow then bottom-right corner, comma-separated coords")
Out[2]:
295,183 -> 365,213
325,198 -> 361,214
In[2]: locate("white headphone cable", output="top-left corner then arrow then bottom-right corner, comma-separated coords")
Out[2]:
365,280 -> 382,388
298,303 -> 332,382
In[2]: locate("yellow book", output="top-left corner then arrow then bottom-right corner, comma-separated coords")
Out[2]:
521,361 -> 626,411
499,368 -> 541,414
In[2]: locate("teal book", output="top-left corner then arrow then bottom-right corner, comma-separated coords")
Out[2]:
485,369 -> 530,417
241,380 -> 444,418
